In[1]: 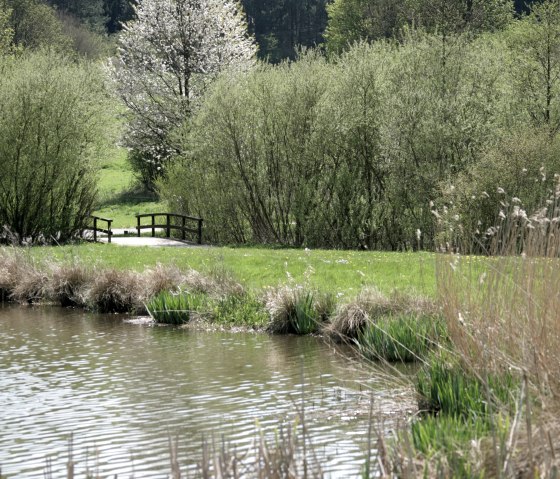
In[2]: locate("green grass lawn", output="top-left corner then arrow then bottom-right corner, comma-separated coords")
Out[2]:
93,149 -> 166,228
27,244 -> 436,296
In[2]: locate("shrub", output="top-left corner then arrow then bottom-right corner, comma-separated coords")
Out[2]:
0,51 -> 114,244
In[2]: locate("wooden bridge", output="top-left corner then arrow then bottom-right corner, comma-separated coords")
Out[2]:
89,213 -> 203,247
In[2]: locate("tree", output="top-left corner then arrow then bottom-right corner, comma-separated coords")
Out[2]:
325,0 -> 403,54
241,0 -> 329,62
5,0 -> 70,51
46,0 -> 106,33
103,0 -> 134,33
506,0 -> 560,133
0,51 -> 115,244
324,0 -> 513,54
0,2 -> 13,53
403,0 -> 513,36
112,0 -> 257,190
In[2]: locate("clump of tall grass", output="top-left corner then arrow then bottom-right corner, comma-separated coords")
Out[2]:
146,290 -> 209,324
357,314 -> 446,363
394,415 -> 497,478
0,248 -> 43,302
86,268 -> 142,313
9,260 -> 49,304
391,184 -> 560,476
326,288 -> 438,342
416,352 -> 517,419
182,266 -> 244,299
141,263 -> 184,299
48,262 -> 93,307
264,285 -> 331,334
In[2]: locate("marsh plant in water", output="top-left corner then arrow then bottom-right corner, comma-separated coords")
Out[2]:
357,314 -> 445,363
145,290 -> 209,325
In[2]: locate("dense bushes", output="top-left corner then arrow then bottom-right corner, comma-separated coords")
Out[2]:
0,51 -> 114,244
160,31 -> 518,250
159,1 -> 560,251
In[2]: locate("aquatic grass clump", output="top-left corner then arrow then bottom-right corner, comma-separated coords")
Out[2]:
416,352 -> 517,421
326,288 -> 438,342
264,285 -> 326,334
356,313 -> 446,362
86,268 -> 142,313
146,291 -> 193,324
394,415 -> 497,479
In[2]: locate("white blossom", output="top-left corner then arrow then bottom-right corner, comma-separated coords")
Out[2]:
110,0 -> 257,173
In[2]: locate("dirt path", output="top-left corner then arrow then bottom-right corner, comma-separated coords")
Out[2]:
95,229 -> 208,248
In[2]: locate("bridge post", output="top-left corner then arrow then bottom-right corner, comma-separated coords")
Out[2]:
93,217 -> 97,242
152,215 -> 155,237
197,219 -> 203,245
166,214 -> 171,238
108,219 -> 112,244
137,215 -> 141,237
182,216 -> 186,240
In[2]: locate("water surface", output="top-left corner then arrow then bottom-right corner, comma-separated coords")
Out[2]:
0,306 -> 413,478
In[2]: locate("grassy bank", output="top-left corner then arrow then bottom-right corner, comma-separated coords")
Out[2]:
23,244 -> 436,295
3,243 -> 559,476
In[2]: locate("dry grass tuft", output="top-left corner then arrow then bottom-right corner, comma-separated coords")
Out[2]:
48,262 -> 93,307
141,263 -> 184,299
182,267 -> 244,299
10,263 -> 49,304
0,249 -> 28,300
86,268 -> 142,313
414,182 -> 560,476
0,250 -> 48,303
263,285 -> 334,334
264,285 -> 302,334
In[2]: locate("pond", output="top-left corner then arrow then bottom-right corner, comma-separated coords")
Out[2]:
0,306 -> 414,478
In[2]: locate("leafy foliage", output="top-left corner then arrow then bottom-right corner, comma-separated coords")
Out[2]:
5,0 -> 70,51
325,0 -> 513,53
0,51 -> 114,244
162,33 -> 508,249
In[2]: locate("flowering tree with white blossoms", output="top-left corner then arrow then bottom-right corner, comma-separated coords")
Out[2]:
112,0 -> 257,189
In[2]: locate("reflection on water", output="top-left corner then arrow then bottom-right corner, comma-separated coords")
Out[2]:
0,305 -> 414,478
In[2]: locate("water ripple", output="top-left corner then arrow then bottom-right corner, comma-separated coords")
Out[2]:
0,306 -> 414,478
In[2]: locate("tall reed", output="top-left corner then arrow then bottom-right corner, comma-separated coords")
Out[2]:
394,183 -> 560,475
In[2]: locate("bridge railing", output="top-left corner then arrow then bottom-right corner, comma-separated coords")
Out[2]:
135,213 -> 203,244
90,215 -> 113,243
